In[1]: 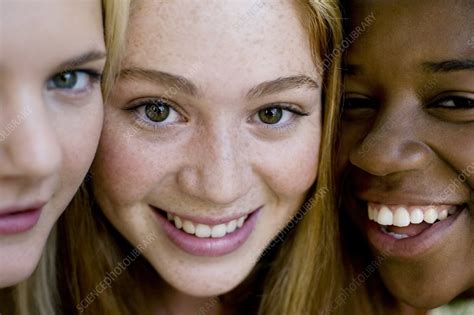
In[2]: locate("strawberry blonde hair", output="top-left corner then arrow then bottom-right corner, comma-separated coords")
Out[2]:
13,1 -> 344,314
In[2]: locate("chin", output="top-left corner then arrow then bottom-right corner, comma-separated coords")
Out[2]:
380,266 -> 468,309
0,247 -> 42,288
146,251 -> 256,298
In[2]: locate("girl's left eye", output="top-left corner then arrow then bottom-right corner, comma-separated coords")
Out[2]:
430,96 -> 474,109
46,70 -> 100,92
253,105 -> 308,126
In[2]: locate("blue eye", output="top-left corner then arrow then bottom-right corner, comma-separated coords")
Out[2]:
46,70 -> 100,92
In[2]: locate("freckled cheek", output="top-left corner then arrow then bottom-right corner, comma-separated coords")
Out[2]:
92,130 -> 175,209
257,140 -> 320,197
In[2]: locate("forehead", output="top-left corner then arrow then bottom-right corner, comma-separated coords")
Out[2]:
346,0 -> 474,67
124,0 -> 318,88
0,0 -> 103,70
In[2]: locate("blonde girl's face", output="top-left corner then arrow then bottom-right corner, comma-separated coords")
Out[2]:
92,0 -> 322,298
0,0 -> 105,287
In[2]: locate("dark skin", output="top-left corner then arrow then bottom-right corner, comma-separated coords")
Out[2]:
339,0 -> 474,312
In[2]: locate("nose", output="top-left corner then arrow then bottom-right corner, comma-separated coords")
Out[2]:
178,123 -> 250,205
0,90 -> 62,180
349,108 -> 433,177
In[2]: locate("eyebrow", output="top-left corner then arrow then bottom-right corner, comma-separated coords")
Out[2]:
119,68 -> 319,99
120,68 -> 198,96
344,60 -> 474,76
58,50 -> 106,71
246,75 -> 319,99
422,59 -> 474,73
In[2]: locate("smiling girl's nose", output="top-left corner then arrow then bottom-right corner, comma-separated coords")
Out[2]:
350,110 -> 433,177
0,89 -> 62,180
177,122 -> 251,205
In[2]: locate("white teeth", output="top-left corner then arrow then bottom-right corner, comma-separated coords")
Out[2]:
174,216 -> 183,229
195,224 -> 211,238
368,204 -> 376,220
424,208 -> 438,224
368,203 -> 460,227
226,219 -> 237,233
438,209 -> 448,221
183,220 -> 195,234
166,213 -> 249,238
211,224 -> 227,238
381,226 -> 409,239
388,231 -> 409,239
237,215 -> 247,228
410,208 -> 424,224
393,207 -> 410,227
377,206 -> 393,225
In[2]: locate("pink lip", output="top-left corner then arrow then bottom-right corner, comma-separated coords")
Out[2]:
0,203 -> 45,235
365,207 -> 467,259
153,207 -> 262,257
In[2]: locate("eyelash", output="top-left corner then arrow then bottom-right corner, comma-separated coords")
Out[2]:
128,99 -> 310,131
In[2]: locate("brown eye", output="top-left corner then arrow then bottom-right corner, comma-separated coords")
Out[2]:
431,97 -> 474,109
342,96 -> 378,121
145,102 -> 170,122
258,107 -> 283,124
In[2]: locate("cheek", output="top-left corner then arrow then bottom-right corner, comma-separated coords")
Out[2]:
92,116 -> 168,208
432,125 -> 474,189
254,131 -> 321,198
56,98 -> 103,198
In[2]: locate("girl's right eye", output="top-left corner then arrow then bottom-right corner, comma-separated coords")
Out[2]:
343,96 -> 378,110
131,98 -> 184,128
342,95 -> 378,120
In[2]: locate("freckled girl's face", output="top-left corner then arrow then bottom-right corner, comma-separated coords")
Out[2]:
92,0 -> 322,298
0,0 -> 105,287
339,0 -> 474,308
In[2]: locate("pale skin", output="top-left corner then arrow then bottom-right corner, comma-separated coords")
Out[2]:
92,0 -> 323,314
0,0 -> 105,287
339,0 -> 474,314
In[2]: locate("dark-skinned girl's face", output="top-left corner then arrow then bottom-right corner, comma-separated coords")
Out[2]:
339,0 -> 474,309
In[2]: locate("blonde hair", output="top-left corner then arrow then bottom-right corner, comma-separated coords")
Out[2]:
258,1 -> 344,314
8,1 -> 130,314
37,1 -> 343,314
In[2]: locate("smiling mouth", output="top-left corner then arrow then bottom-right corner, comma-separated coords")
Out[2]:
368,202 -> 466,239
156,210 -> 250,239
